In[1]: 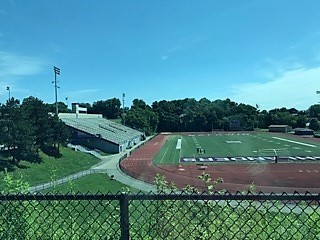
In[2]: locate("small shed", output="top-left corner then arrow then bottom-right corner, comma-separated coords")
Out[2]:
294,128 -> 314,136
268,125 -> 292,133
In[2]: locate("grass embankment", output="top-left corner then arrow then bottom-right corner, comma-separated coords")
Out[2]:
42,173 -> 140,194
0,147 -> 100,189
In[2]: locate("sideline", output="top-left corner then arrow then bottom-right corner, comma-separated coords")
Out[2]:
272,137 -> 316,148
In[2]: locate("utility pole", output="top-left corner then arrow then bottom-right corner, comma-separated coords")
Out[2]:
6,86 -> 10,100
65,97 -> 69,109
122,93 -> 126,126
53,66 -> 61,116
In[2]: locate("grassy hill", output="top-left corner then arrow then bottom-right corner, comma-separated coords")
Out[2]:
0,147 -> 100,190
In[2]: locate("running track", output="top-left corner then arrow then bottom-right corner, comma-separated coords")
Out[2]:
120,134 -> 320,193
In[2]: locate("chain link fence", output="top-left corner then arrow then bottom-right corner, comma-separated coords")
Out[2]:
0,192 -> 319,239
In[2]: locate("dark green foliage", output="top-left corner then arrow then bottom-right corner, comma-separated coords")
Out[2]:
309,118 -> 320,131
47,101 -> 70,113
0,172 -> 320,239
125,99 -> 158,135
0,96 -> 69,166
90,98 -> 121,119
60,97 -> 314,133
308,104 -> 320,119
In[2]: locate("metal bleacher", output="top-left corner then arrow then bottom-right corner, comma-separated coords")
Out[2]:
60,115 -> 143,145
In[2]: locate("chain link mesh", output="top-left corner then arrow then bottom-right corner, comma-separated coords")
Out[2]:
0,192 -> 319,239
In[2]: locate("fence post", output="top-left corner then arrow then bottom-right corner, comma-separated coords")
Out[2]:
119,193 -> 130,240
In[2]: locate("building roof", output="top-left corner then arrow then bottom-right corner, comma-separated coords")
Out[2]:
294,128 -> 314,132
268,125 -> 290,128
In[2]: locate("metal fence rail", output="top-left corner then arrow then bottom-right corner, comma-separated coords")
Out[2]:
0,192 -> 319,240
29,169 -> 107,193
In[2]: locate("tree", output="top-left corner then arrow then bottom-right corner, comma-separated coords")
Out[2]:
309,118 -> 320,131
22,96 -> 69,156
0,98 -> 36,165
91,98 -> 121,119
49,115 -> 69,153
308,104 -> 320,119
47,102 -> 70,113
126,99 -> 158,135
21,97 -> 53,154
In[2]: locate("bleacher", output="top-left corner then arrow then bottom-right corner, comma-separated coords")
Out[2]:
60,113 -> 143,147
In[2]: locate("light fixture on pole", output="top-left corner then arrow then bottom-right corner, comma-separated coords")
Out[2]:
6,86 -> 10,100
53,66 -> 61,116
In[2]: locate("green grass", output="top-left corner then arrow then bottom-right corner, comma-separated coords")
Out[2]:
153,132 -> 320,164
0,147 -> 100,188
42,173 -> 140,194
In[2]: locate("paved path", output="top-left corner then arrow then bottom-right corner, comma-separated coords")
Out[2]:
90,149 -> 156,192
30,138 -> 157,193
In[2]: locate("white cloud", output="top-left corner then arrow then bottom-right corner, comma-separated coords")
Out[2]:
64,89 -> 99,98
0,51 -> 48,100
231,66 -> 320,110
167,45 -> 181,53
0,51 -> 46,77
161,55 -> 168,61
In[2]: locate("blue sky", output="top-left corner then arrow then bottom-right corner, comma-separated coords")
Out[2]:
0,0 -> 320,110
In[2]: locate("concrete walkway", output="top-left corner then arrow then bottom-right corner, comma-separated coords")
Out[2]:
90,149 -> 156,192
30,138 -> 157,193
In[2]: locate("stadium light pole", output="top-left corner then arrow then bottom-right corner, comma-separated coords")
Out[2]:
53,66 -> 61,116
6,86 -> 10,100
122,93 -> 126,126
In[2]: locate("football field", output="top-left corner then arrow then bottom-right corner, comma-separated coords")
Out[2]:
153,132 -> 320,164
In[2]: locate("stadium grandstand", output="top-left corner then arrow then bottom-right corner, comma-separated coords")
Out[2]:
59,104 -> 144,153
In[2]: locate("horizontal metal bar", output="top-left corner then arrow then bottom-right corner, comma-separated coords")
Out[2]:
0,192 -> 319,201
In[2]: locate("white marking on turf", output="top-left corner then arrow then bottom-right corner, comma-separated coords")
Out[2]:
272,137 -> 316,148
176,139 -> 182,150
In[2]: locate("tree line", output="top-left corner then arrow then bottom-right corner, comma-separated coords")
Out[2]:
78,97 -> 320,135
1,95 -> 319,165
0,97 -> 69,166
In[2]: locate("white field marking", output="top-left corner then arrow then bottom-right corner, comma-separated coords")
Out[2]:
176,138 -> 182,150
293,147 -> 301,150
299,170 -> 303,173
305,150 -> 312,153
272,137 -> 316,148
315,170 -> 319,173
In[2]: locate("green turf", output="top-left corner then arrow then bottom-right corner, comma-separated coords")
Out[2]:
42,173 -> 140,194
0,147 -> 100,188
153,132 -> 320,164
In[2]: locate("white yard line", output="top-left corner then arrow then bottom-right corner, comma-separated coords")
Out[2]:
176,138 -> 182,149
272,137 -> 316,148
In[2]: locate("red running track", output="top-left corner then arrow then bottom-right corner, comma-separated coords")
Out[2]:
120,134 -> 320,193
